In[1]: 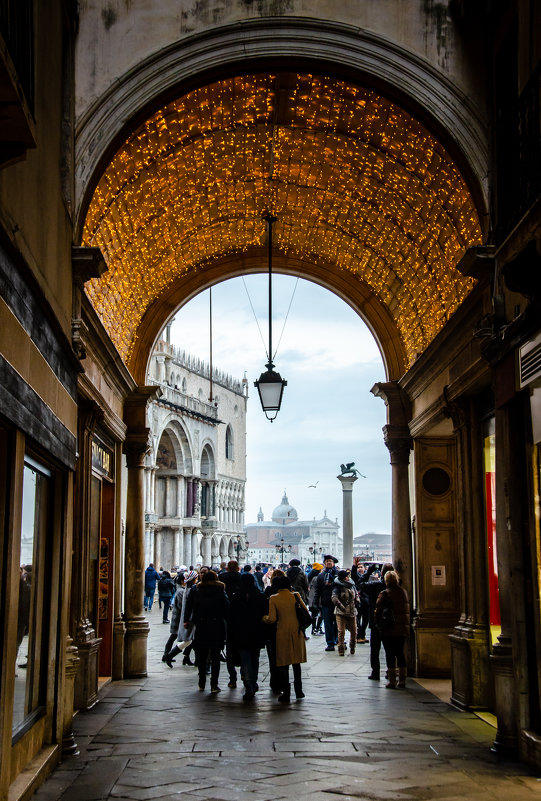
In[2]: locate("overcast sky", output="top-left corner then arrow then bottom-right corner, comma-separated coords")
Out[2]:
170,275 -> 391,537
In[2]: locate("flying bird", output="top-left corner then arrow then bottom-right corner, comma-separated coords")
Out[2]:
308,481 -> 319,488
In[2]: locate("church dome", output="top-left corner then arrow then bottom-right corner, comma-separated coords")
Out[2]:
272,492 -> 298,524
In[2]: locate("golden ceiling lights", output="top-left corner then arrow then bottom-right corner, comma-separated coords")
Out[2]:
82,73 -> 482,366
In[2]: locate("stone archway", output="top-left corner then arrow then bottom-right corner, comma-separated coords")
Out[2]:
80,70 -> 484,384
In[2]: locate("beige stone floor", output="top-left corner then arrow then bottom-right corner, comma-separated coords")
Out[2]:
33,603 -> 541,801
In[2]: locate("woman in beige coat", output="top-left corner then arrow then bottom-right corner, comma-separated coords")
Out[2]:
263,575 -> 308,702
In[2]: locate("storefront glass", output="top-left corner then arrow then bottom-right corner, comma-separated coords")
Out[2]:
483,419 -> 501,645
12,458 -> 50,737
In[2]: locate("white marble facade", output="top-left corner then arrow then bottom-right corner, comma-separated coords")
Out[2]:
145,336 -> 248,569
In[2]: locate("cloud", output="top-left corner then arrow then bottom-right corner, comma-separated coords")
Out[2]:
169,275 -> 392,536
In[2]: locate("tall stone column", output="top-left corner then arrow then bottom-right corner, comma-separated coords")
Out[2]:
183,528 -> 192,567
186,478 -> 193,517
177,476 -> 184,518
73,399 -> 103,710
371,382 -> 413,601
173,528 -> 181,567
192,529 -> 200,565
337,474 -> 358,566
202,532 -> 212,565
123,386 -> 160,678
445,396 -> 491,710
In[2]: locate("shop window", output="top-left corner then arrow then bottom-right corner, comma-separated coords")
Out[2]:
483,418 -> 501,644
12,457 -> 51,739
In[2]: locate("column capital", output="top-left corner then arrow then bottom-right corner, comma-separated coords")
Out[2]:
336,474 -> 358,490
371,380 -> 412,427
382,424 -> 412,465
123,431 -> 152,468
124,385 -> 161,430
441,387 -> 468,432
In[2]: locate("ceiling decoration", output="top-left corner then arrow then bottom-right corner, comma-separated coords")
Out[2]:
82,73 -> 482,367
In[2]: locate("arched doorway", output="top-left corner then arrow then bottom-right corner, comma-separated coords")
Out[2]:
76,66 -> 486,689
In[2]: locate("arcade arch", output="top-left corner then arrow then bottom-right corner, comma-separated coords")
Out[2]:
80,70 -> 484,384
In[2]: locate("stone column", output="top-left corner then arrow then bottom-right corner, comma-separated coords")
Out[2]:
192,529 -> 200,565
183,528 -> 192,567
202,532 -> 212,566
173,527 -> 181,567
154,527 -> 161,569
73,399 -> 103,710
371,383 -> 413,600
176,476 -> 184,518
186,478 -> 193,517
123,386 -> 160,678
336,474 -> 357,566
445,396 -> 491,710
61,638 -> 80,755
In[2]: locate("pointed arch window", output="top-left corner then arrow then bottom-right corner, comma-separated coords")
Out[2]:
225,426 -> 234,460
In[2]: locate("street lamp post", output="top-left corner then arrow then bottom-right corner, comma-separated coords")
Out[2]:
235,537 -> 249,563
309,542 -> 321,563
275,538 -> 291,566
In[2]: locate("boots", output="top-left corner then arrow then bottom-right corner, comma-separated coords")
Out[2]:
278,683 -> 291,703
385,668 -> 397,689
397,667 -> 407,688
294,676 -> 305,699
165,644 -> 181,668
338,645 -> 345,656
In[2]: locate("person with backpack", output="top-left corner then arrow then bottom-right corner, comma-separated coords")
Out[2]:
331,569 -> 359,656
374,569 -> 410,689
312,555 -> 339,650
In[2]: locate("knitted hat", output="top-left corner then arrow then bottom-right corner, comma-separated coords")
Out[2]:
312,562 -> 323,571
184,570 -> 198,583
337,569 -> 349,581
288,558 -> 301,567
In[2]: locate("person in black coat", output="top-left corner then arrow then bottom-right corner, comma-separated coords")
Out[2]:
286,559 -> 309,603
229,572 -> 267,700
312,555 -> 339,650
157,570 -> 176,623
220,560 -> 243,687
184,570 -> 229,693
351,559 -> 394,680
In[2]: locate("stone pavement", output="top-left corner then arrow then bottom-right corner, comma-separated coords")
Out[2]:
35,604 -> 541,801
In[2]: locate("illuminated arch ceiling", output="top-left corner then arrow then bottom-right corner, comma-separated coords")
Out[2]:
83,73 -> 483,370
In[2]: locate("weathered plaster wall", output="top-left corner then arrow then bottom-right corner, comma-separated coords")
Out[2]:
75,0 -> 486,122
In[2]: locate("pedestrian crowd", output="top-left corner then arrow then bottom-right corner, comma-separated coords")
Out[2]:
144,552 -> 410,699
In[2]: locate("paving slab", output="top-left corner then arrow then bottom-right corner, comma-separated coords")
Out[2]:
33,605 -> 541,801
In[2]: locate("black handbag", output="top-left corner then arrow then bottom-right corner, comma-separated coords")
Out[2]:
294,594 -> 312,631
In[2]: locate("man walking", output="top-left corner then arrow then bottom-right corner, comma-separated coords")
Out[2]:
144,563 -> 161,611
312,555 -> 339,651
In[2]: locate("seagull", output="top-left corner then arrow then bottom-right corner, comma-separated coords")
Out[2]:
308,481 -> 319,488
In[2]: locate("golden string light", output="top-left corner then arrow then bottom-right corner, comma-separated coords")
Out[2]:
82,73 -> 482,365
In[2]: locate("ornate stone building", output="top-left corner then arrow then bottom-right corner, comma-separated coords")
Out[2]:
144,334 -> 247,569
245,493 -> 340,564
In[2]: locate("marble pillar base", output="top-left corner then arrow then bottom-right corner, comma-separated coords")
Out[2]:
74,636 -> 102,710
414,612 -> 458,677
124,617 -> 150,678
112,619 -> 126,680
490,641 -> 518,756
449,624 -> 492,710
61,640 -> 80,756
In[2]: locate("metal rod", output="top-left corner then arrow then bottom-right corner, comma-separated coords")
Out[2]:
265,214 -> 277,365
208,286 -> 214,402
